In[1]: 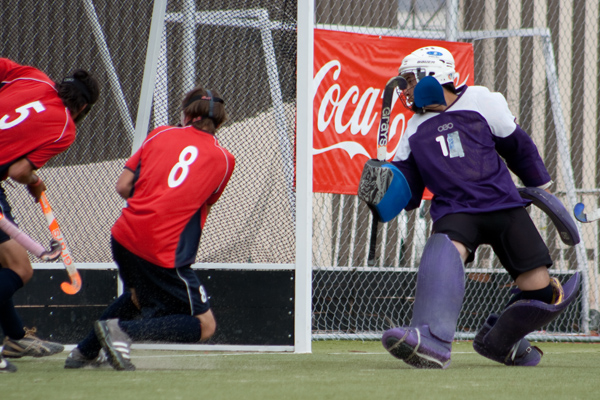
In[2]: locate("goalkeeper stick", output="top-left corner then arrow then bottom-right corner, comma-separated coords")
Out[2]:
367,76 -> 407,266
39,192 -> 82,295
0,212 -> 61,261
574,202 -> 600,223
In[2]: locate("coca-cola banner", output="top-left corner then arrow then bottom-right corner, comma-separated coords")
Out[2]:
313,29 -> 475,194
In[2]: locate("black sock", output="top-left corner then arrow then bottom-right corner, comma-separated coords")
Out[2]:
0,299 -> 25,339
0,268 -> 23,304
78,292 -> 140,359
506,283 -> 554,307
119,314 -> 202,343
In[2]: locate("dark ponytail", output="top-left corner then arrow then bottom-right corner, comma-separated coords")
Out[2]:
56,69 -> 100,122
181,86 -> 227,133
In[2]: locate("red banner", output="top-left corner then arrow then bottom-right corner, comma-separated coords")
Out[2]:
313,29 -> 475,194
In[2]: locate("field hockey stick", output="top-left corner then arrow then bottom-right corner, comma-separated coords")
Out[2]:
0,212 -> 61,261
573,202 -> 600,223
39,192 -> 82,295
367,76 -> 408,266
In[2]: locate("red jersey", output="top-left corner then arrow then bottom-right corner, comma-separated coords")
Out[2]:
0,58 -> 76,176
111,125 -> 235,268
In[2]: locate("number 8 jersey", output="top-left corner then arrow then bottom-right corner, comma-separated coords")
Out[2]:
391,85 -> 551,222
111,125 -> 235,268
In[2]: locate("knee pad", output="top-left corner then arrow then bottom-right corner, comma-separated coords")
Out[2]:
410,234 -> 465,343
358,159 -> 411,222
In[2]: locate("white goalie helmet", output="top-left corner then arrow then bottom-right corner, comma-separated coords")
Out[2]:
398,46 -> 456,85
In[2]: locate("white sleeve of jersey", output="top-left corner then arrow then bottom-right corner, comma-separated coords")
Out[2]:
393,118 -> 418,162
473,86 -> 517,138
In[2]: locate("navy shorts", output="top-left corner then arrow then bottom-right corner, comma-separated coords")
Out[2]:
432,207 -> 553,280
111,237 -> 211,318
0,184 -> 16,244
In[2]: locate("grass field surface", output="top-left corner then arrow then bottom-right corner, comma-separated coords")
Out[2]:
2,340 -> 600,400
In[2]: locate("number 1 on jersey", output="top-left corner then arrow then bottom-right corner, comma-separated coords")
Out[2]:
168,146 -> 199,188
435,135 -> 449,157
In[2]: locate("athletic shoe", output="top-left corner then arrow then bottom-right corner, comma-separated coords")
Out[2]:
0,352 -> 17,373
94,319 -> 135,371
473,314 -> 543,366
1,327 -> 64,358
64,347 -> 109,369
382,326 -> 451,369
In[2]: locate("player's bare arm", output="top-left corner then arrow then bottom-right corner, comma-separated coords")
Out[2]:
7,158 -> 46,200
115,168 -> 135,200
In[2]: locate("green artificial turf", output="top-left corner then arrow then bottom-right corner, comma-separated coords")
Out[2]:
2,341 -> 599,400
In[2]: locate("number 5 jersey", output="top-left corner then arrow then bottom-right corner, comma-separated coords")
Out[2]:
0,58 -> 77,179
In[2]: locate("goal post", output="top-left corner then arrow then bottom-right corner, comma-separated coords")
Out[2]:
295,0 -> 315,354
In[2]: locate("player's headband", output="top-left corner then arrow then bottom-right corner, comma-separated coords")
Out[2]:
62,77 -> 92,104
183,90 -> 224,118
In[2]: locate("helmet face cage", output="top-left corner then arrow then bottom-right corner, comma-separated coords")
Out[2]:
398,84 -> 413,110
397,68 -> 423,110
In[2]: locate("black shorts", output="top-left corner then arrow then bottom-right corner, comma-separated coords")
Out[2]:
0,185 -> 16,244
432,207 -> 552,280
111,237 -> 210,318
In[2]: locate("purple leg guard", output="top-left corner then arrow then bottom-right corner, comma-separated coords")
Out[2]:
473,314 -> 543,367
382,234 -> 465,369
474,272 -> 580,366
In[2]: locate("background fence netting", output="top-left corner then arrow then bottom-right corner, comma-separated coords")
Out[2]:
1,0 -> 297,266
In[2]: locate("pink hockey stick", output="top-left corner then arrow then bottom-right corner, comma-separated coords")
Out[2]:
0,212 -> 61,261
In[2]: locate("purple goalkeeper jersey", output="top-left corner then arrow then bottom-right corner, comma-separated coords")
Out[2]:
391,85 -> 551,222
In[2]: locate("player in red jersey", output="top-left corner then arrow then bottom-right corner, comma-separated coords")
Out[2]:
65,85 -> 235,371
0,58 -> 99,373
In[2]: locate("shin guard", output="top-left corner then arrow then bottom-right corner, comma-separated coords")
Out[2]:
411,234 -> 465,343
475,272 -> 580,366
382,234 -> 465,369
